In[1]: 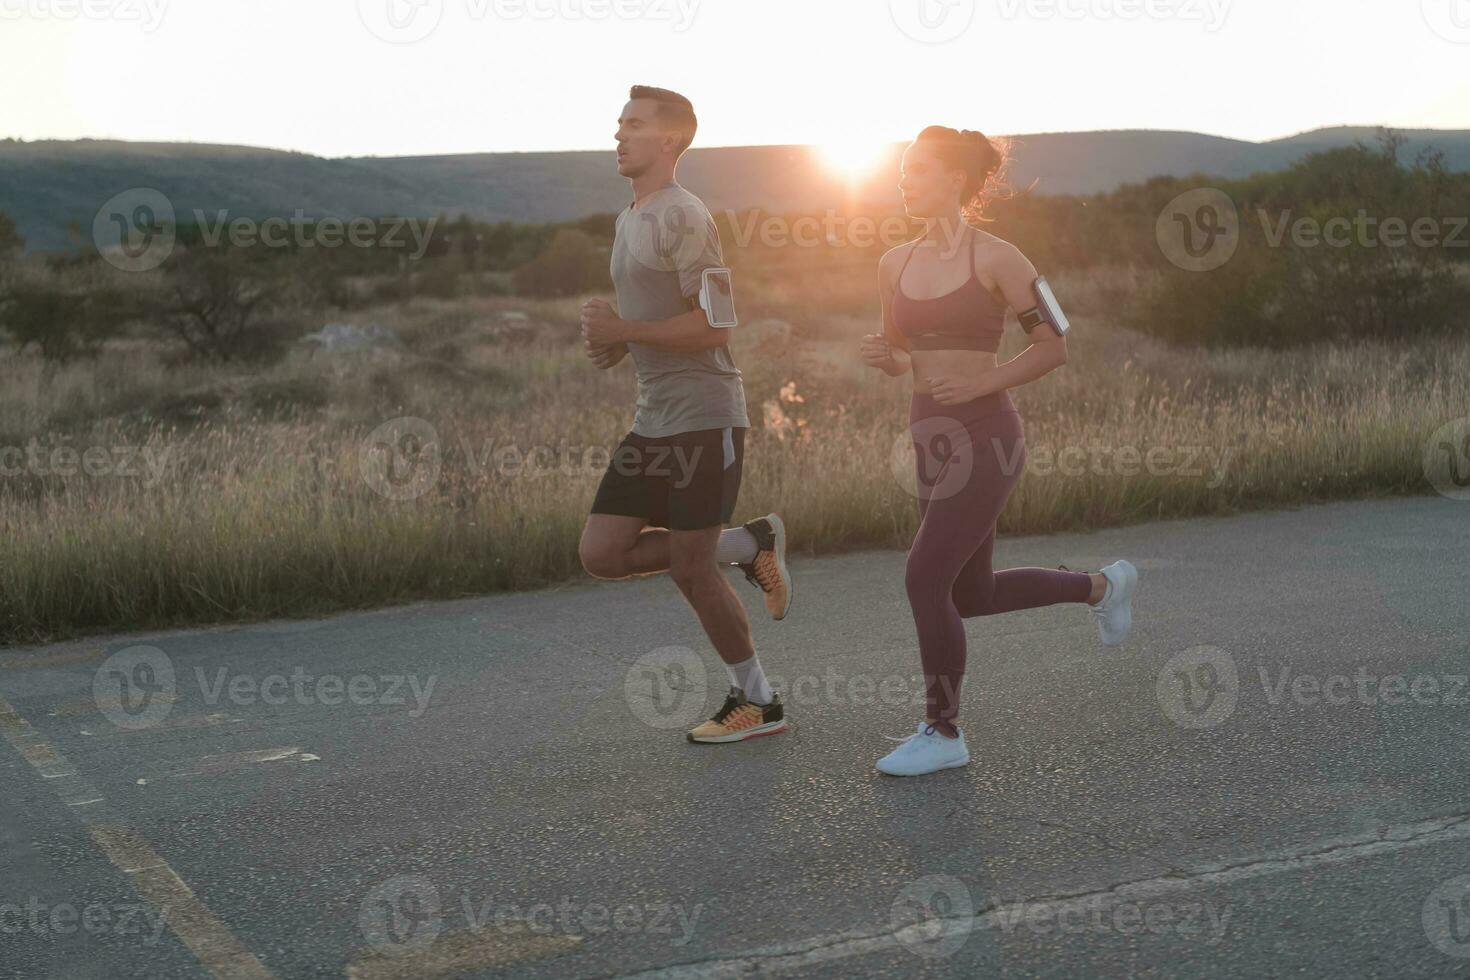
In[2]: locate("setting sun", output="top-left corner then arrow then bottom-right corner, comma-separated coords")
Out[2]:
816,139 -> 894,182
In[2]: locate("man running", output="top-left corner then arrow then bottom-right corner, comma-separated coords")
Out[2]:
578,85 -> 793,744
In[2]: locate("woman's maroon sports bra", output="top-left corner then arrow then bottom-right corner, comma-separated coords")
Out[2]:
891,233 -> 1007,353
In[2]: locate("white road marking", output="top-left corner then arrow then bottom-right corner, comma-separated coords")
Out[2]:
0,693 -> 277,980
618,812 -> 1470,978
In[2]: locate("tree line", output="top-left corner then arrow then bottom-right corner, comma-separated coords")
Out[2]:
1,130 -> 1465,360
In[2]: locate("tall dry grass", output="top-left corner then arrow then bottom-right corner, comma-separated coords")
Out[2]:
1,275 -> 1465,646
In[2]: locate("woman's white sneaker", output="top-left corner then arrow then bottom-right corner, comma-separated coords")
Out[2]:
1089,559 -> 1137,646
875,722 -> 970,776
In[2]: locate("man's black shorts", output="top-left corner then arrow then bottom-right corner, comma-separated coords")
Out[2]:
590,425 -> 746,531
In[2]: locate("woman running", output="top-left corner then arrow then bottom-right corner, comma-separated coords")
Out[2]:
860,126 -> 1138,777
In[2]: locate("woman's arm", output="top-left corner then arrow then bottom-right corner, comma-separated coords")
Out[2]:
860,245 -> 913,377
929,243 -> 1067,405
987,243 -> 1068,387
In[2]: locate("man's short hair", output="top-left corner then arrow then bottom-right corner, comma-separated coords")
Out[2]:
629,85 -> 697,156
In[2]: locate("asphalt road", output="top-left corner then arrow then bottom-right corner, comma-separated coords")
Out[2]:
3,495 -> 1469,979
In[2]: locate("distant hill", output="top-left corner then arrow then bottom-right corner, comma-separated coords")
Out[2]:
4,127 -> 1468,252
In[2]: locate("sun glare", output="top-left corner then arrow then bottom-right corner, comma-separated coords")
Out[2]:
816,140 -> 892,182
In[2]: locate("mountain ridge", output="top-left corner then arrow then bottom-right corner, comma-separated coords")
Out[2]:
4,126 -> 1467,251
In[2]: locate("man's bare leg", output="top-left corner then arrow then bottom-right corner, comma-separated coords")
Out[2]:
671,524 -> 785,741
579,514 -> 672,579
667,525 -> 754,667
580,518 -> 756,663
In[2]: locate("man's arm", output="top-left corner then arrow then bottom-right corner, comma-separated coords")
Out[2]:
584,338 -> 629,369
581,299 -> 728,353
621,306 -> 730,352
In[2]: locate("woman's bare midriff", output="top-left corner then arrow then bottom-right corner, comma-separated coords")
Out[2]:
908,348 -> 999,395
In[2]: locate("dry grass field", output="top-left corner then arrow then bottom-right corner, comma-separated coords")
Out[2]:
1,261 -> 1465,646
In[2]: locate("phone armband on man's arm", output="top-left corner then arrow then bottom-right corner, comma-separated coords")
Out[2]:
697,267 -> 738,328
1017,275 -> 1070,337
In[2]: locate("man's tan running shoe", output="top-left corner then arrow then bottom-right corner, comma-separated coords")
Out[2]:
687,687 -> 787,743
737,514 -> 793,620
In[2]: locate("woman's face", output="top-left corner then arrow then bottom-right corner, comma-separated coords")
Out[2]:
898,142 -> 964,219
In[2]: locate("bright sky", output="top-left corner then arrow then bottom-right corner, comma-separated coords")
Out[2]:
2,0 -> 1468,158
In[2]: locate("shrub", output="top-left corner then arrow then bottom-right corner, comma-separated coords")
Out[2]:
511,229 -> 611,298
1126,134 -> 1470,347
0,210 -> 22,261
0,268 -> 129,361
148,247 -> 297,363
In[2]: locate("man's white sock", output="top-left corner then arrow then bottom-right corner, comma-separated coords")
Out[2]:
716,526 -> 759,565
725,654 -> 774,705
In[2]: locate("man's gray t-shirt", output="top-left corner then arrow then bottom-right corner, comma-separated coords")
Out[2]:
610,182 -> 749,438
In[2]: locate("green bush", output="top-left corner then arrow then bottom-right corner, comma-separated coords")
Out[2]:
0,268 -> 129,361
0,210 -> 22,261
510,228 -> 612,298
1126,134 -> 1470,347
149,247 -> 298,363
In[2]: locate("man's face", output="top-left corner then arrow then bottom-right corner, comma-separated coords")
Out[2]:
615,99 -> 672,178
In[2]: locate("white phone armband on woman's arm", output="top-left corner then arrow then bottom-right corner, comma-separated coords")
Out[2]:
1017,275 -> 1069,337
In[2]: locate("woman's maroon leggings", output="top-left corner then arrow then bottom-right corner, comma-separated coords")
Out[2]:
906,390 -> 1093,733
